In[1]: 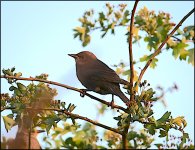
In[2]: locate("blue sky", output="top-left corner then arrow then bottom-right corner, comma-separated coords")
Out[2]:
1,1 -> 194,148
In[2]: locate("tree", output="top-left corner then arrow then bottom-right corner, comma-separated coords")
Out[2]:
1,1 -> 194,149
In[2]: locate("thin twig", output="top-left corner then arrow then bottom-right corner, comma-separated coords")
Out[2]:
91,24 -> 129,31
137,8 -> 195,85
171,35 -> 182,42
1,75 -> 127,112
53,108 -> 123,135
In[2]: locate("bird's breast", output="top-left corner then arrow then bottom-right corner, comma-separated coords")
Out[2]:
76,64 -> 97,90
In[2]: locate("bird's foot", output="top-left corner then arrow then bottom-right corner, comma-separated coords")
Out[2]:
80,89 -> 91,97
126,101 -> 130,108
110,99 -> 115,109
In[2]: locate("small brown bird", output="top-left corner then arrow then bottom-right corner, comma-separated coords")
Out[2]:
68,51 -> 130,105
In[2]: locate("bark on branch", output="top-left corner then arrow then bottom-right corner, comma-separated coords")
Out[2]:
123,0 -> 139,149
1,75 -> 127,112
2,106 -> 123,135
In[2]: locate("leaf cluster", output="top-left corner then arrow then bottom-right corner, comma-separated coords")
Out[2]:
1,68 -> 76,135
73,4 -> 194,66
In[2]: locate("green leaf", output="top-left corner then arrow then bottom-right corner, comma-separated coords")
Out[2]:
2,69 -> 6,75
7,69 -> 13,76
46,124 -> 52,135
9,86 -> 16,91
140,55 -> 149,62
61,102 -> 66,109
17,82 -> 26,91
159,129 -> 167,137
183,132 -> 189,139
14,88 -> 22,96
11,67 -> 15,72
67,103 -> 72,111
73,32 -> 80,38
157,111 -> 171,123
177,28 -> 183,35
99,12 -> 106,21
114,12 -> 122,20
122,70 -> 130,76
179,133 -> 189,148
8,78 -> 13,84
113,116 -> 121,121
121,10 -> 130,25
179,49 -> 189,60
172,42 -> 188,59
71,117 -> 76,125
183,25 -> 194,32
82,35 -> 91,47
135,16 -> 145,26
3,116 -> 16,132
69,104 -> 76,112
144,124 -> 155,135
127,131 -> 137,140
44,117 -> 58,134
148,116 -> 156,123
157,124 -> 170,132
150,58 -> 158,68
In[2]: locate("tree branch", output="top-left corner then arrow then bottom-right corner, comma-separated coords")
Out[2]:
129,0 -> 139,102
2,106 -> 123,135
91,24 -> 129,31
1,75 -> 127,112
137,8 -> 195,85
123,0 -> 139,149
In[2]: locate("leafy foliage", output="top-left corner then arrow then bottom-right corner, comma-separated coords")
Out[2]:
1,68 -> 76,135
1,67 -> 193,149
1,2 -> 194,149
44,123 -> 103,149
73,3 -> 194,67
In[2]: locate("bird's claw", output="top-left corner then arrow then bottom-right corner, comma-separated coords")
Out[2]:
126,101 -> 130,108
80,89 -> 87,97
110,99 -> 115,109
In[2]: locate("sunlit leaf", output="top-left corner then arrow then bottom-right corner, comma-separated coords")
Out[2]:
17,83 -> 26,91
2,116 -> 16,132
159,129 -> 167,137
157,111 -> 171,123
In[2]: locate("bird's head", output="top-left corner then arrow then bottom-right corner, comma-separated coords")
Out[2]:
68,51 -> 97,64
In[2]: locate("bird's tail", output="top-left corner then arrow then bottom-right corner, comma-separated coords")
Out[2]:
117,90 -> 129,104
120,79 -> 130,86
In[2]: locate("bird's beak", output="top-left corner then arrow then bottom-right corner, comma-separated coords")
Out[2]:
68,54 -> 78,59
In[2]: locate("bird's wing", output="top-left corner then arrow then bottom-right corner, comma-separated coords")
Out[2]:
90,59 -> 129,85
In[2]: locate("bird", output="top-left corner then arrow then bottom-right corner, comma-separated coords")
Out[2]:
68,51 -> 130,106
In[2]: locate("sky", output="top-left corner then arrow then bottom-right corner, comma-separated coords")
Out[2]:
1,1 -> 194,148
